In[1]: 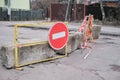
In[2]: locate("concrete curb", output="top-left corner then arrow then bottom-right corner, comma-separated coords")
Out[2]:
100,27 -> 120,36
100,32 -> 120,36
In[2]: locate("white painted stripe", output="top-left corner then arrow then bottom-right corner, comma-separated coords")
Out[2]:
84,49 -> 92,59
52,31 -> 66,40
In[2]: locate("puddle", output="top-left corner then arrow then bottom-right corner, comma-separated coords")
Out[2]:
110,64 -> 120,72
106,42 -> 116,44
102,37 -> 112,40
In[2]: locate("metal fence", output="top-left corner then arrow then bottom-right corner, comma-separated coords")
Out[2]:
0,7 -> 45,21
51,3 -> 84,21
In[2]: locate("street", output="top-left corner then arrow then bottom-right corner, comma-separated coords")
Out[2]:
0,0 -> 120,80
0,34 -> 120,80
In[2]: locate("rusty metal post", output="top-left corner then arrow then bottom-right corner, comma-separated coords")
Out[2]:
84,4 -> 86,18
74,4 -> 77,21
50,0 -> 52,21
65,0 -> 71,21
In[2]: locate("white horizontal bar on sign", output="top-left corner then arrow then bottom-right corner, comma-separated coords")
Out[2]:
52,31 -> 66,40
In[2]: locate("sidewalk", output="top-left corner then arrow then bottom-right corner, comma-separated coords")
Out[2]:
100,26 -> 120,36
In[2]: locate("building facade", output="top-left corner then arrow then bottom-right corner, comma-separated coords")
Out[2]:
0,0 -> 30,10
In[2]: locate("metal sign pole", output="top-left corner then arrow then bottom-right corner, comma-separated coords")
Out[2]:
65,0 -> 71,21
84,4 -> 86,18
7,0 -> 11,21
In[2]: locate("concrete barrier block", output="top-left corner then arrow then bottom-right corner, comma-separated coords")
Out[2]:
92,25 -> 101,39
0,25 -> 101,68
18,44 -> 55,65
0,46 -> 14,68
0,32 -> 83,68
0,44 -> 55,68
55,32 -> 83,54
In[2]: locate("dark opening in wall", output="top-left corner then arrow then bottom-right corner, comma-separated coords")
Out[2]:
86,3 -> 102,20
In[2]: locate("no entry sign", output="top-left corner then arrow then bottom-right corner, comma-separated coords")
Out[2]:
48,22 -> 69,50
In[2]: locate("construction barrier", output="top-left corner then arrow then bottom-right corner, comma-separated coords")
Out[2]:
78,14 -> 94,48
14,22 -> 68,69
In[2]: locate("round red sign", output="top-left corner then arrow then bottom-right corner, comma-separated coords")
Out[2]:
48,22 -> 69,50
